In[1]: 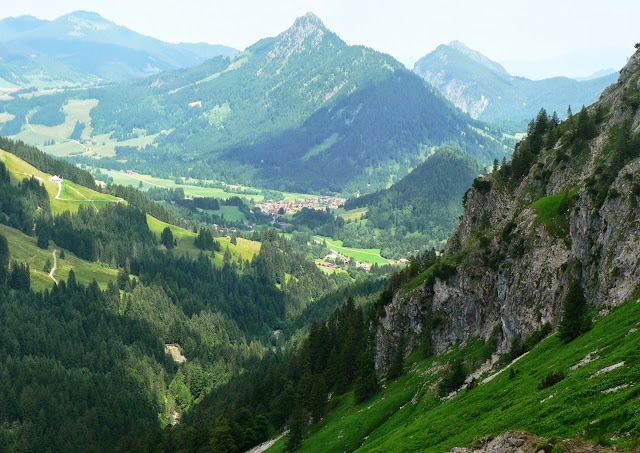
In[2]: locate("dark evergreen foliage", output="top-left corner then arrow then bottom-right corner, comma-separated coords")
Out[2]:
69,120 -> 85,141
387,333 -> 407,380
161,226 -> 174,249
438,358 -> 467,396
30,102 -> 65,127
559,279 -> 591,342
104,183 -> 177,224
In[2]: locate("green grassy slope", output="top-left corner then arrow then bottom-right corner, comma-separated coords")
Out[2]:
0,147 -> 124,289
0,147 -> 121,214
315,235 -> 389,264
269,295 -> 640,452
146,215 -> 261,267
0,222 -> 118,291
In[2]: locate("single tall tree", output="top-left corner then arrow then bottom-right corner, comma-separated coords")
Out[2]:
559,279 -> 591,342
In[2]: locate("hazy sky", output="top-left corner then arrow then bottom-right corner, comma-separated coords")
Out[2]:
2,0 -> 639,78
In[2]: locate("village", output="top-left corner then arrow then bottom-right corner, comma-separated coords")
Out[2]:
255,195 -> 348,216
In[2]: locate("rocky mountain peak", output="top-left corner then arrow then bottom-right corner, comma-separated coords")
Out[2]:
376,43 -> 640,372
268,12 -> 328,60
448,40 -> 509,76
619,46 -> 640,82
59,10 -> 113,36
293,12 -> 325,29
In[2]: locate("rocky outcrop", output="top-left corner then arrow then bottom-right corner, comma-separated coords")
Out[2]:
376,47 -> 640,372
446,431 -> 614,453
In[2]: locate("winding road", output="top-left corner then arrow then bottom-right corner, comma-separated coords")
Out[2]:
49,249 -> 59,286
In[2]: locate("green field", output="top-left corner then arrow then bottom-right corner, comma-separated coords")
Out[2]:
268,294 -> 640,452
11,99 -> 166,159
336,207 -> 368,224
102,169 -> 314,202
0,148 -> 121,214
146,215 -> 261,267
315,236 -> 389,264
203,205 -> 246,222
0,223 -> 118,292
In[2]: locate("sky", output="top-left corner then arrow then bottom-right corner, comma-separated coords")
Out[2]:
2,0 -> 639,78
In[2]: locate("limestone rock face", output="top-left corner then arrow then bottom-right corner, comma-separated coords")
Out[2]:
445,431 -> 614,453
376,47 -> 640,372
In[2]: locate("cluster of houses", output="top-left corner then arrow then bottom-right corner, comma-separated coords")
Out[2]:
256,196 -> 348,216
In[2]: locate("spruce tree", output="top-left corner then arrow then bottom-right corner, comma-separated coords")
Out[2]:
161,227 -> 174,250
286,405 -> 306,452
0,234 -> 9,285
559,279 -> 591,342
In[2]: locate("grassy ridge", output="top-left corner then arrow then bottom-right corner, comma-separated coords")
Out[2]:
269,295 -> 640,452
531,192 -> 571,239
0,148 -> 121,214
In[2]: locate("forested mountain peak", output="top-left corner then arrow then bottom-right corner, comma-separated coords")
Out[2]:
5,10 -> 127,42
0,14 -> 46,36
0,10 -> 238,86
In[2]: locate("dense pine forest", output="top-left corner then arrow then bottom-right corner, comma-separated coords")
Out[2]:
0,137 -> 389,452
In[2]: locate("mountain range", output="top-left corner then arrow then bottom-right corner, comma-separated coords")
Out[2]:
0,10 -> 237,88
1,13 -> 512,195
413,41 -> 617,126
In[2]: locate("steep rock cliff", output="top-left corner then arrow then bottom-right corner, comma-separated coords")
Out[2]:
376,47 -> 640,372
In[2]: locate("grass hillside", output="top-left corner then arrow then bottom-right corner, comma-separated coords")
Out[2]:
0,222 -> 118,291
0,145 -> 261,286
268,294 -> 640,452
0,147 -> 121,213
315,236 -> 389,265
146,215 -> 261,267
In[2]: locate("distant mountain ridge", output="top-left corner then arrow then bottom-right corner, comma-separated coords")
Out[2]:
413,41 -> 617,125
2,13 -> 512,195
0,10 -> 237,87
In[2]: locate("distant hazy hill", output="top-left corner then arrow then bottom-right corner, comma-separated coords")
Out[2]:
0,11 -> 237,88
3,13 -> 510,194
413,41 -> 617,126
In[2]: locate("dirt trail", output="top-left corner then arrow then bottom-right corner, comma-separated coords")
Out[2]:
49,249 -> 59,285
244,431 -> 288,453
53,179 -> 123,203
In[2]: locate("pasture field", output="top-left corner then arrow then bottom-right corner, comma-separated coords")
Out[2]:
315,235 -> 389,264
146,215 -> 261,268
101,168 -> 314,202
